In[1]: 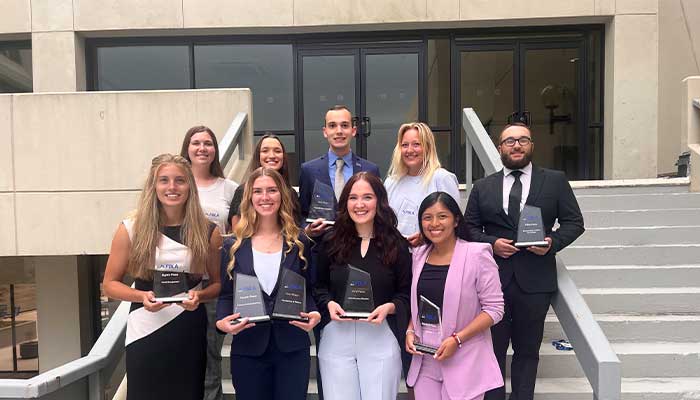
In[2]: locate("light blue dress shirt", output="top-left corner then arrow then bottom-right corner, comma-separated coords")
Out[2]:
327,150 -> 354,192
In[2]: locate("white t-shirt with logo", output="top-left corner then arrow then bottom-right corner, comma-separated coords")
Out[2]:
384,168 -> 460,237
198,178 -> 238,233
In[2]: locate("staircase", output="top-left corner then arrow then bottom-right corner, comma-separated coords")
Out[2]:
222,180 -> 700,400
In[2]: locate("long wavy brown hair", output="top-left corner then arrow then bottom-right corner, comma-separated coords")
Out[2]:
226,167 -> 307,277
128,154 -> 211,279
179,125 -> 225,178
325,172 -> 405,266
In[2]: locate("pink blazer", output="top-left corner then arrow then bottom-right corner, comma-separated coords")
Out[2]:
407,239 -> 505,398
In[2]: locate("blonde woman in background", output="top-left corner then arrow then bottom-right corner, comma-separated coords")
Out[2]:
103,154 -> 222,400
384,122 -> 460,247
180,125 -> 238,400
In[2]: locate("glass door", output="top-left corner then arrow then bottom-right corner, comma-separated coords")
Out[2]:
297,45 -> 422,176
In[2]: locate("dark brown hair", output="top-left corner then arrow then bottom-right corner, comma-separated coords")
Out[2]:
325,172 -> 405,266
245,134 -> 291,184
179,125 -> 225,178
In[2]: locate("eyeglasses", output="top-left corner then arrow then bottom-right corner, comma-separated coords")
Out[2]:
500,136 -> 533,147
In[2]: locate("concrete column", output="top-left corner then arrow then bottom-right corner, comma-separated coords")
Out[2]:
682,76 -> 700,192
31,256 -> 88,372
31,32 -> 86,93
604,14 -> 659,179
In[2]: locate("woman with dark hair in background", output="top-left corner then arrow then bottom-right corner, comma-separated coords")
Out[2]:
180,125 -> 238,400
216,167 -> 320,400
103,154 -> 222,400
313,172 -> 411,400
228,133 -> 301,229
405,192 -> 504,400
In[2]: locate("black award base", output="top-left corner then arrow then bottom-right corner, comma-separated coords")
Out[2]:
231,315 -> 271,324
414,343 -> 438,355
340,311 -> 371,319
514,240 -> 549,248
272,312 -> 309,322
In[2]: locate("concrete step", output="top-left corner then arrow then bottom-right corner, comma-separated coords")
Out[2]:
577,287 -> 700,314
505,377 -> 700,400
567,265 -> 700,288
222,378 -> 409,399
544,314 -> 700,343
560,244 -> 700,266
573,181 -> 690,195
576,192 -> 700,211
583,208 -> 700,228
576,226 -> 700,246
507,342 -> 700,379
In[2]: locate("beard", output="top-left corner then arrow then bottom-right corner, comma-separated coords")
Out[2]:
500,149 -> 533,169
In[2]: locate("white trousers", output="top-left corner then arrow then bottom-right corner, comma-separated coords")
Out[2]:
318,320 -> 402,400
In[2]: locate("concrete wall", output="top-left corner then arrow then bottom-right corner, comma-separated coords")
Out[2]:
657,0 -> 700,174
0,0 -> 666,179
0,89 -> 253,257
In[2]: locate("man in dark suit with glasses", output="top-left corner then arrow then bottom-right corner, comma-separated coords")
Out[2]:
464,121 -> 584,400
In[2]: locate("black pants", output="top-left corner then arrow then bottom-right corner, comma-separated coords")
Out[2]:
484,279 -> 553,400
230,334 -> 310,400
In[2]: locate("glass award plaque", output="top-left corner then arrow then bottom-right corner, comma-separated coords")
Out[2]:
339,265 -> 375,319
153,247 -> 190,303
414,295 -> 442,355
514,205 -> 549,248
305,181 -> 337,225
231,273 -> 271,324
272,269 -> 309,322
396,198 -> 419,237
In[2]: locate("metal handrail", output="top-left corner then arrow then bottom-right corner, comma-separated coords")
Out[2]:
0,301 -> 129,399
693,98 -> 700,109
0,111 -> 250,400
461,107 -> 621,399
462,108 -> 503,189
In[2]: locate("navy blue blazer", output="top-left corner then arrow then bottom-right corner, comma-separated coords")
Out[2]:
298,152 -> 380,221
216,235 -> 318,356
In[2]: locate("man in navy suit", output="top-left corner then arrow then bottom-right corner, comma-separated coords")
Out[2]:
299,105 -> 380,237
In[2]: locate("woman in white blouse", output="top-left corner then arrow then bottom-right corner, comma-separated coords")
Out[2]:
384,122 -> 461,247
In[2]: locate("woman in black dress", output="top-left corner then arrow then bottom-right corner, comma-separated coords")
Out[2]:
103,154 -> 222,400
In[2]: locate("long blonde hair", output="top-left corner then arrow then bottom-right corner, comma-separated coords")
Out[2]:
387,122 -> 442,186
128,154 -> 211,279
227,167 -> 307,277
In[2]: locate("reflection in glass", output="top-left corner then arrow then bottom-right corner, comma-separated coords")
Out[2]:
524,48 -> 579,179
97,46 -> 191,90
365,53 -> 419,177
433,130 -> 451,168
0,260 -> 38,375
195,45 -> 294,132
589,31 -> 602,125
0,45 -> 32,93
460,50 -> 514,182
302,55 -> 356,161
427,39 -> 451,127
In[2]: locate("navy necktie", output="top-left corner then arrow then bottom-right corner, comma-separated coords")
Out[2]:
508,170 -> 523,226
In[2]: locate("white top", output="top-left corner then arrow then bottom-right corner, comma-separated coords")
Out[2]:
198,178 -> 238,233
384,168 -> 460,237
252,248 -> 282,295
502,162 -> 533,215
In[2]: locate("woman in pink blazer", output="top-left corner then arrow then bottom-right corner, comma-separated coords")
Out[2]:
405,191 -> 504,400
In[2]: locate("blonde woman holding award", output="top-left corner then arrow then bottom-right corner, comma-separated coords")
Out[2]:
103,154 -> 222,400
384,122 -> 460,246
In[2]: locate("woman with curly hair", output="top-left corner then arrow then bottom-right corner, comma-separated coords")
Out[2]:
103,153 -> 222,400
216,167 -> 320,400
313,172 -> 412,400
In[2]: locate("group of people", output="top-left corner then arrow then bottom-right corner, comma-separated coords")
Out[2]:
102,105 -> 584,400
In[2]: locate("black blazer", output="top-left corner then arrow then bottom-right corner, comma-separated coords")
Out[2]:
298,152 -> 380,221
216,235 -> 317,356
464,166 -> 584,293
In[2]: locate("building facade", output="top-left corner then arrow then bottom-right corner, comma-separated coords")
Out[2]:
1,0 -> 699,376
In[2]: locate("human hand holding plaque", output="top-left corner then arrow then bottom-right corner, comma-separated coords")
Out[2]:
231,273 -> 271,324
414,295 -> 442,355
339,265 -> 375,319
306,181 -> 337,225
514,205 -> 549,248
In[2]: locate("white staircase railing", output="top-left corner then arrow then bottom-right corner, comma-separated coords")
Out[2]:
0,111 -> 250,400
461,108 -> 621,400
